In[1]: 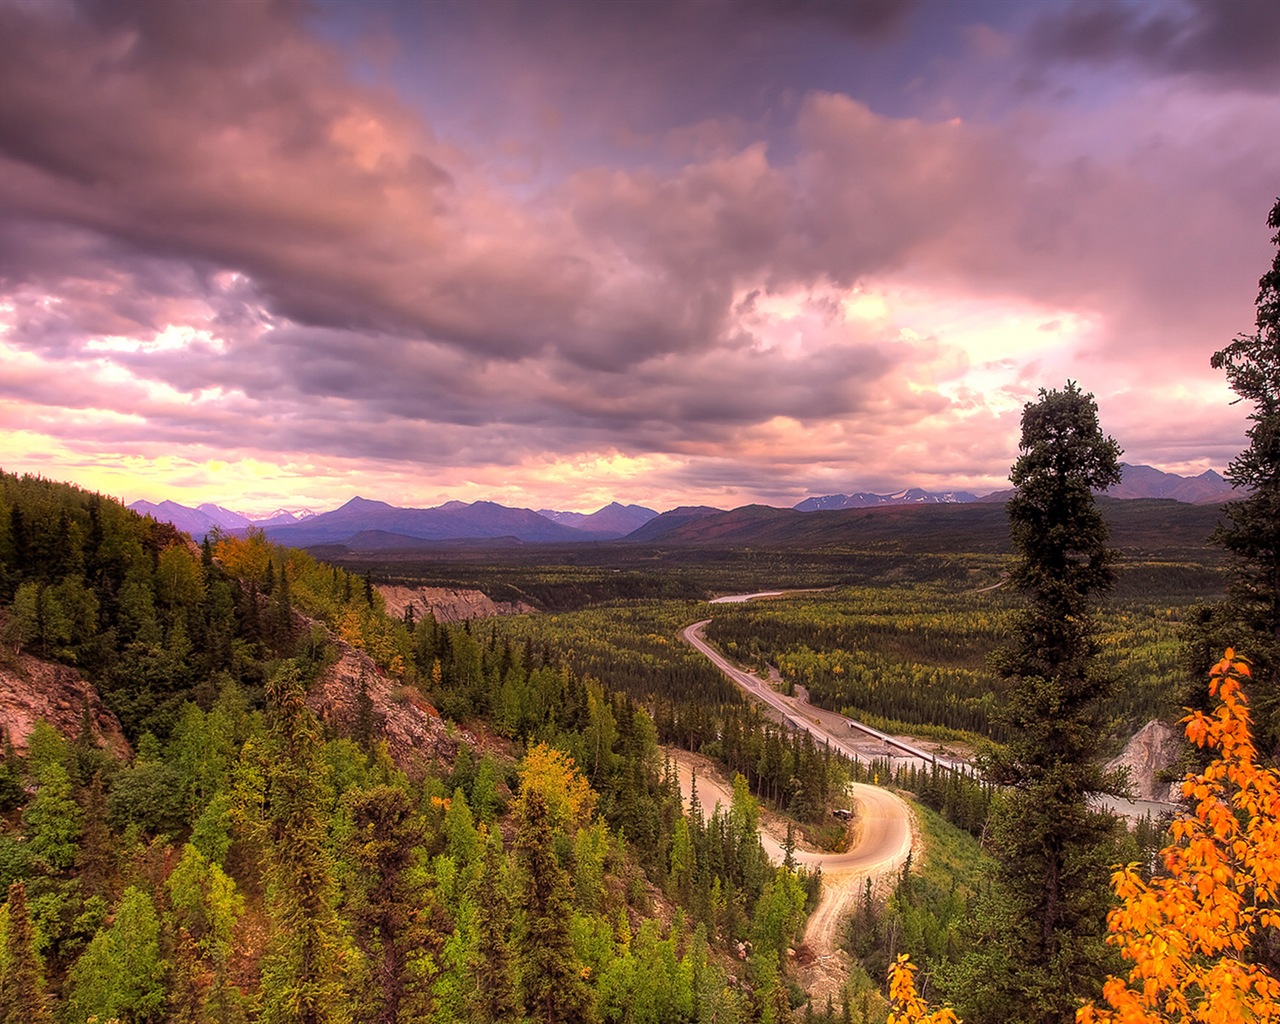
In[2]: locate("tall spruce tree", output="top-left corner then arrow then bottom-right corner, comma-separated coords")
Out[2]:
953,382 -> 1123,1024
470,826 -> 519,1024
514,788 -> 595,1024
257,663 -> 347,1024
1198,197 -> 1280,756
344,784 -> 441,1024
1,881 -> 52,1024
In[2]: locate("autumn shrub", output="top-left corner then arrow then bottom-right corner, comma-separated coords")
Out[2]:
1079,650 -> 1280,1024
889,649 -> 1280,1024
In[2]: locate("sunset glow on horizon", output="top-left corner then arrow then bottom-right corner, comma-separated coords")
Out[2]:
1,0 -> 1277,514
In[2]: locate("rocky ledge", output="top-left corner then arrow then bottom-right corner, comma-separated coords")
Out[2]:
376,584 -> 536,623
1107,718 -> 1183,803
308,638 -> 473,778
0,651 -> 131,758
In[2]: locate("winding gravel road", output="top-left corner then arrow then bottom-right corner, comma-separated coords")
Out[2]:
676,606 -> 915,991
670,750 -> 912,999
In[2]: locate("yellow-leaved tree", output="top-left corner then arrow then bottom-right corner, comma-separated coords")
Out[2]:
1079,650 -> 1280,1023
517,743 -> 597,833
888,650 -> 1280,1024
887,955 -> 960,1024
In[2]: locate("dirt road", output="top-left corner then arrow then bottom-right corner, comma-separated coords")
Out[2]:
669,748 -> 912,1002
677,600 -> 918,1001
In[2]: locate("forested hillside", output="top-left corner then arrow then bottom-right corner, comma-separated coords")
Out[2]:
0,471 -> 825,1023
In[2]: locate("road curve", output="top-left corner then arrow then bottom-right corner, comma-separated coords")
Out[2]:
677,611 -> 915,973
671,755 -> 912,875
670,748 -> 911,998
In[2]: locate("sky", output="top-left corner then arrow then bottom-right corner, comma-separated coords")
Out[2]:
2,0 -> 1279,515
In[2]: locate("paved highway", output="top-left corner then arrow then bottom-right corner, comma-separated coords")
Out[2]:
677,610 -> 916,982
682,619 -> 965,771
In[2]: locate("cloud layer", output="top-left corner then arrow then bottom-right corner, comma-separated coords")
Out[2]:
1,0 -> 1277,512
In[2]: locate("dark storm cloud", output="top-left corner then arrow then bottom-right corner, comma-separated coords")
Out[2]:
750,0 -> 919,38
2,0 -> 1275,507
87,299 -> 932,466
1029,0 -> 1280,89
0,0 -> 464,336
501,0 -> 920,40
0,0 -> 985,379
1,0 -> 799,375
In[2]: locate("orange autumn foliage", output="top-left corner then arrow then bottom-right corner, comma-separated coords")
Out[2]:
1079,650 -> 1280,1024
886,955 -> 960,1024
888,651 -> 1280,1024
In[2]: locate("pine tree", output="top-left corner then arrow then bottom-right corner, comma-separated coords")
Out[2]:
954,382 -> 1123,1024
76,772 -> 116,900
256,663 -> 347,1024
271,560 -> 294,655
344,784 -> 441,1024
1198,197 -> 1280,756
514,788 -> 595,1024
1,882 -> 52,1024
168,926 -> 211,1024
470,826 -> 519,1024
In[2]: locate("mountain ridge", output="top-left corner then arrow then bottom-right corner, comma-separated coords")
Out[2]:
795,463 -> 1231,512
128,463 -> 1232,547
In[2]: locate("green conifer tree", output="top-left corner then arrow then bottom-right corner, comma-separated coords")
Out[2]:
344,783 -> 441,1024
470,826 -> 519,1024
168,926 -> 210,1024
256,663 -> 347,1024
514,788 -> 595,1024
1197,197 -> 1280,755
953,382 -> 1123,1024
1,881 -> 52,1024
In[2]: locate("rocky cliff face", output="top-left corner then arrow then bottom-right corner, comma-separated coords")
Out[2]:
307,638 -> 473,778
0,651 -> 131,758
376,584 -> 536,623
1107,719 -> 1183,802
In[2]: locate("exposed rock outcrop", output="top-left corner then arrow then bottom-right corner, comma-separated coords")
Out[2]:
0,652 -> 131,758
1108,719 -> 1183,802
376,584 -> 536,623
307,639 -> 472,778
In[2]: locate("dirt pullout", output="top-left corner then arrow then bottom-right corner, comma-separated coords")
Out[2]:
667,747 -> 913,1006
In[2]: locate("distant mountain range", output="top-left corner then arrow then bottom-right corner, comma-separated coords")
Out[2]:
128,463 -> 1234,549
127,500 -> 316,538
536,503 -> 658,536
624,497 -> 1226,556
129,496 -> 661,547
794,488 -> 980,511
794,464 -> 1232,511
1103,464 -> 1231,503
